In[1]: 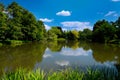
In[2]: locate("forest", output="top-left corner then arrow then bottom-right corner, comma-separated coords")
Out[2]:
0,2 -> 120,44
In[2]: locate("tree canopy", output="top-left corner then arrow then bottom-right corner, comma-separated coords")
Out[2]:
0,2 -> 120,44
0,2 -> 46,42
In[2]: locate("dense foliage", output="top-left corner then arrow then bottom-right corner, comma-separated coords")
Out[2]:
0,2 -> 120,44
0,2 -> 46,42
49,18 -> 120,43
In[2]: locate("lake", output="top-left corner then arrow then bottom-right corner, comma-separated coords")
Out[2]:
0,41 -> 120,75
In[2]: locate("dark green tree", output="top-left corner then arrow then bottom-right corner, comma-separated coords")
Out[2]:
6,2 -> 45,41
47,27 -> 63,40
36,21 -> 46,40
0,3 -> 4,12
0,12 -> 9,41
79,28 -> 92,41
115,17 -> 120,39
66,30 -> 79,40
92,20 -> 116,43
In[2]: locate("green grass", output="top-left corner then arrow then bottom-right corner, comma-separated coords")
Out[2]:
0,67 -> 119,80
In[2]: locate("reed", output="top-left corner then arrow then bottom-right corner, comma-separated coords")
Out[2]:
0,68 -> 119,80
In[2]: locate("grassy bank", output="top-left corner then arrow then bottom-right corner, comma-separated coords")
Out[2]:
0,68 -> 119,80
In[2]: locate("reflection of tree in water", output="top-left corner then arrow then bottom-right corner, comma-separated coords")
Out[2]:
91,43 -> 120,63
0,41 -> 47,74
77,42 -> 120,64
66,41 -> 79,49
78,41 -> 91,51
1,41 -> 120,75
47,41 -> 65,52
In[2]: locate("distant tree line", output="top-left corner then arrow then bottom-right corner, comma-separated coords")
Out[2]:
48,18 -> 120,44
0,2 -> 120,44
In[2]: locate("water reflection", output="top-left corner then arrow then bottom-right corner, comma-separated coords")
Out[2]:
60,48 -> 92,56
55,60 -> 70,66
0,42 -> 47,74
0,41 -> 120,74
91,43 -> 120,63
47,41 -> 64,52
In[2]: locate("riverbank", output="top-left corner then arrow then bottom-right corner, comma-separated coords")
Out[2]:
0,68 -> 119,80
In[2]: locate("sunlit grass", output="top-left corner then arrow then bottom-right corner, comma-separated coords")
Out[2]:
0,67 -> 119,80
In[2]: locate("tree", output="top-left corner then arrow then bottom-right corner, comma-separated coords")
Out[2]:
36,21 -> 46,40
66,30 -> 79,40
0,12 -> 9,41
6,2 -> 45,41
47,27 -> 63,40
79,28 -> 92,41
0,3 -> 4,12
92,20 -> 116,43
115,17 -> 120,39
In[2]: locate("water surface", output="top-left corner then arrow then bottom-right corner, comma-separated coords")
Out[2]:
0,41 -> 120,74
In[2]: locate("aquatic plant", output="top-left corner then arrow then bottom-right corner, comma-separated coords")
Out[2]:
0,67 -> 119,80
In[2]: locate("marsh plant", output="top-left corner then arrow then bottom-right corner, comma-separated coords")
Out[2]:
0,67 -> 119,80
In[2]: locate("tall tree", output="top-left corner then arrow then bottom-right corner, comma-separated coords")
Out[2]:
66,30 -> 79,40
115,17 -> 120,39
47,27 -> 63,40
0,3 -> 4,12
92,20 -> 116,43
0,11 -> 9,41
36,21 -> 46,40
79,28 -> 92,41
6,2 -> 45,41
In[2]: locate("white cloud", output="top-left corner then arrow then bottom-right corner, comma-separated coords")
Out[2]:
105,11 -> 118,17
61,21 -> 92,31
44,24 -> 51,30
39,18 -> 53,22
56,10 -> 71,16
105,11 -> 115,16
111,0 -> 120,2
56,60 -> 69,66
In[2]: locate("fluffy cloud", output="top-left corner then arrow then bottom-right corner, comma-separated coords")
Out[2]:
111,0 -> 120,2
105,11 -> 118,17
61,21 -> 92,31
56,10 -> 71,16
39,18 -> 53,22
44,24 -> 51,30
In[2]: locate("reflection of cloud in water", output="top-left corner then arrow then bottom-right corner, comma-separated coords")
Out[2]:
43,54 -> 52,58
43,48 -> 53,58
56,60 -> 69,66
45,48 -> 50,51
60,48 -> 92,56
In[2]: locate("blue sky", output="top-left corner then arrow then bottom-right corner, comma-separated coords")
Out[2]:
1,0 -> 120,31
